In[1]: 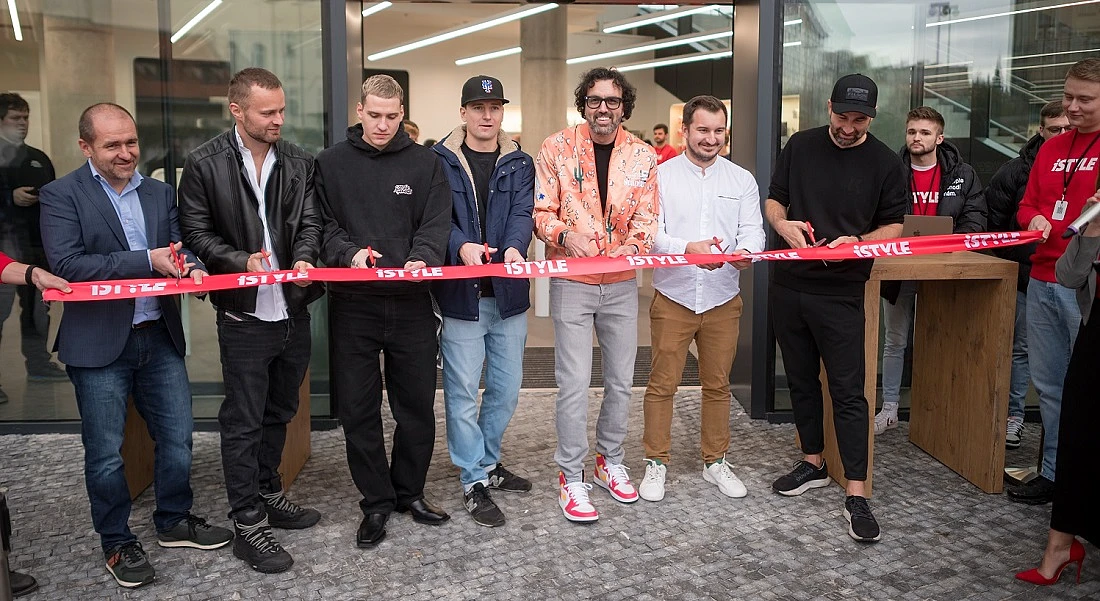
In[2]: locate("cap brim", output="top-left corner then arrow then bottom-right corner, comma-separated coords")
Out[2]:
462,96 -> 509,105
831,102 -> 876,118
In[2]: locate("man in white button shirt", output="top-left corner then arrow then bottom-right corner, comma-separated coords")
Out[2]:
179,68 -> 325,574
638,95 -> 765,502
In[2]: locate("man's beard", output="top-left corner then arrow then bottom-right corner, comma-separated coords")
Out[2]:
588,112 -> 620,137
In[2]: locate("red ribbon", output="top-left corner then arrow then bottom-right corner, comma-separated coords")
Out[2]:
43,231 -> 1043,302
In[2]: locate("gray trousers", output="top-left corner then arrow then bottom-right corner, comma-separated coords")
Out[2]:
551,278 -> 638,482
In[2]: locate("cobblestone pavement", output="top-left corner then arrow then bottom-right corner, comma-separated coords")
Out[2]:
1,389 -> 1095,600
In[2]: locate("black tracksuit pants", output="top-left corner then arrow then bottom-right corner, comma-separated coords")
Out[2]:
330,291 -> 439,515
771,283 -> 869,481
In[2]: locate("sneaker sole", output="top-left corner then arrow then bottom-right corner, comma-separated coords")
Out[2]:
593,477 -> 639,504
703,470 -> 747,499
488,484 -> 532,493
157,538 -> 232,550
470,515 -> 506,528
843,507 -> 881,542
105,565 -> 154,589
232,548 -> 294,573
873,421 -> 898,436
1005,440 -> 1022,450
639,487 -> 665,502
774,477 -> 830,497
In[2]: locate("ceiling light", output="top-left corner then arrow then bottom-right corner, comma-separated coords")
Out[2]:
171,0 -> 222,44
7,0 -> 21,42
613,49 -> 731,73
927,0 -> 1100,27
368,4 -> 558,61
602,5 -> 721,34
783,41 -> 801,47
567,30 -> 730,65
455,46 -> 522,66
1010,47 -> 1100,61
784,18 -> 802,26
362,2 -> 392,18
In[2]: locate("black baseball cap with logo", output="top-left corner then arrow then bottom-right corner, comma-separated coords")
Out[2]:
830,73 -> 878,118
461,75 -> 509,106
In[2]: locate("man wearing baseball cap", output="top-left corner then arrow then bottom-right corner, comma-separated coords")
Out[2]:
432,76 -> 535,527
764,73 -> 907,542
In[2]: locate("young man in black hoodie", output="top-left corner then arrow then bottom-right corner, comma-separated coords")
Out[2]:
315,75 -> 452,549
874,106 -> 986,435
987,101 -> 1070,449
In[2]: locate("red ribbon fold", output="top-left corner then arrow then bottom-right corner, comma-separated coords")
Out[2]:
43,231 -> 1043,302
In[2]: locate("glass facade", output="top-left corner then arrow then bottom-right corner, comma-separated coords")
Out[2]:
771,0 -> 1098,413
0,0 -> 324,422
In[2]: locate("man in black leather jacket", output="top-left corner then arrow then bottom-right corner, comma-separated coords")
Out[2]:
178,68 -> 324,575
986,100 -> 1070,449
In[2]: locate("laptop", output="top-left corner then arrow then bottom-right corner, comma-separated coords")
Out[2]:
901,214 -> 953,237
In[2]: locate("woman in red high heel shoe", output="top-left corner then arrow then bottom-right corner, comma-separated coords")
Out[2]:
1019,180 -> 1100,585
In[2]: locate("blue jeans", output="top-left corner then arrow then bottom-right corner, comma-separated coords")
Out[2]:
1026,278 -> 1080,481
881,282 -> 917,407
68,321 -> 194,553
1008,290 -> 1030,420
441,298 -> 527,487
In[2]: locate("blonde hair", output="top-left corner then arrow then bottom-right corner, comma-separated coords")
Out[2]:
361,75 -> 404,104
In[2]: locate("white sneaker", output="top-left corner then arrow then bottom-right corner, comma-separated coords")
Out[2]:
873,409 -> 898,435
703,459 -> 747,498
558,472 -> 598,523
638,460 -> 667,502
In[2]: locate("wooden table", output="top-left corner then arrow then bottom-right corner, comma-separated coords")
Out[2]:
124,372 -> 312,500
811,252 -> 1016,496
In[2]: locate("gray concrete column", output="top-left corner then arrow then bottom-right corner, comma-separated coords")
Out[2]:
41,0 -> 115,173
520,7 -> 567,317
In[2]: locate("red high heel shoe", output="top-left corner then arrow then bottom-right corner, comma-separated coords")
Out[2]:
1016,539 -> 1086,585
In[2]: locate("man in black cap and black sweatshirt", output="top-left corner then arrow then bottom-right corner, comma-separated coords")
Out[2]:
315,74 -> 452,549
764,73 -> 907,543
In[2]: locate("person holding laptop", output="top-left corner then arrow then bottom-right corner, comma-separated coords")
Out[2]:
874,106 -> 986,435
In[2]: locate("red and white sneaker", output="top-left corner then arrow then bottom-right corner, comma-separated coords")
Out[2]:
558,472 -> 598,523
593,454 -> 639,503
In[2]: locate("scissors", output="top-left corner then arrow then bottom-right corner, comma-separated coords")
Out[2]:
260,248 -> 272,271
169,243 -> 186,284
712,236 -> 729,254
365,245 -> 377,268
483,243 -> 492,263
804,222 -> 828,247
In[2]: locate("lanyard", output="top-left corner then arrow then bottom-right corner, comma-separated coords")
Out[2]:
1061,130 -> 1100,201
910,163 -> 940,216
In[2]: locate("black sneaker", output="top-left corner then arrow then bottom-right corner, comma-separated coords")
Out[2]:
844,495 -> 881,542
464,483 -> 506,528
105,541 -> 155,588
156,514 -> 234,549
233,511 -> 294,574
262,491 -> 322,529
1005,418 -> 1024,450
771,459 -> 830,496
1007,475 -> 1055,505
487,463 -> 532,493
9,569 -> 39,597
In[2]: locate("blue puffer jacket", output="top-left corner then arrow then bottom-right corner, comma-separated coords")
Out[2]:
432,126 -> 534,321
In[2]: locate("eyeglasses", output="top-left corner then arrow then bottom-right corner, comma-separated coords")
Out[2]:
1045,125 -> 1073,135
585,96 -> 623,110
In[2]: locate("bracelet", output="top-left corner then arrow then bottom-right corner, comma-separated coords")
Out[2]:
24,265 -> 36,286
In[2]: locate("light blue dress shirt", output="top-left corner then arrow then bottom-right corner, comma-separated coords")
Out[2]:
88,160 -> 162,325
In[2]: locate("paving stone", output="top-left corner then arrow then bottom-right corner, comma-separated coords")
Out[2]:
1,389 -> 1097,599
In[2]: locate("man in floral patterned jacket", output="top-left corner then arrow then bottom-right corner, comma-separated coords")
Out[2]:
533,67 -> 658,523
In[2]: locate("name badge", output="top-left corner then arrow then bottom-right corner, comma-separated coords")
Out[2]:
1053,199 -> 1069,221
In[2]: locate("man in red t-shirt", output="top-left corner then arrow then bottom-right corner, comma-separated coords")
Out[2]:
875,106 -> 985,436
653,123 -> 678,164
1010,58 -> 1100,505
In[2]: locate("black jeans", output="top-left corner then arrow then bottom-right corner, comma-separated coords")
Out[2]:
771,283 -> 869,481
330,291 -> 438,515
216,309 -> 312,518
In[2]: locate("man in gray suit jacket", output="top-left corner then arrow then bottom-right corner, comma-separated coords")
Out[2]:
39,103 -> 232,589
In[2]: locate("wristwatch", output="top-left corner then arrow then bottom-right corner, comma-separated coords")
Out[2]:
557,230 -> 569,246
